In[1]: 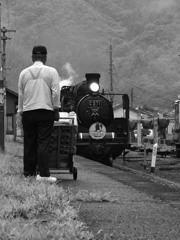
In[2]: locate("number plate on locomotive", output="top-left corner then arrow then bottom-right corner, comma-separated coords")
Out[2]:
88,100 -> 102,107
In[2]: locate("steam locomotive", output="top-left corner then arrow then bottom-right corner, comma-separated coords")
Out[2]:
60,73 -> 130,166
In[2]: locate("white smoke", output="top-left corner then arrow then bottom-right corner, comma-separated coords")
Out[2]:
59,62 -> 78,89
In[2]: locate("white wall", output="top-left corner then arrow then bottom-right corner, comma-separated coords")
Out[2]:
114,107 -> 138,120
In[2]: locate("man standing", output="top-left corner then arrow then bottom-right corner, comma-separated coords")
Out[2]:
17,45 -> 60,182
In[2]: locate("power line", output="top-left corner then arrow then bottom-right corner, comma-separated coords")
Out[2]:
113,68 -> 174,103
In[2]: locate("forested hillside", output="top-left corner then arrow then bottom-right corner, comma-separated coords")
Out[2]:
2,0 -> 180,110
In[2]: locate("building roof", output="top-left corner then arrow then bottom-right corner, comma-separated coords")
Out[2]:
114,104 -> 172,118
138,105 -> 172,118
113,104 -> 139,113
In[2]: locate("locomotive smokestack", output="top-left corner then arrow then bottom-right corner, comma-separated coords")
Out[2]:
85,73 -> 101,81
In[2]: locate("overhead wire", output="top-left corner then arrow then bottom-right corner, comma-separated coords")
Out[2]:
113,63 -> 175,102
113,69 -> 174,109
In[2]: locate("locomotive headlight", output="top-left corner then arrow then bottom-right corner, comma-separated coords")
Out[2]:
89,82 -> 99,92
85,73 -> 101,95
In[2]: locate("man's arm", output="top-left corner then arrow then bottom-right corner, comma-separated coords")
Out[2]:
17,72 -> 24,113
17,72 -> 24,128
51,69 -> 61,110
51,69 -> 61,121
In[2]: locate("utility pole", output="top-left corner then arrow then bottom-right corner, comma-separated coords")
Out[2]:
2,26 -> 16,86
0,3 -> 16,151
0,2 -> 5,151
109,45 -> 114,103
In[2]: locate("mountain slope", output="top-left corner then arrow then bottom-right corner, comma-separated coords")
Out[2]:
2,0 -> 180,110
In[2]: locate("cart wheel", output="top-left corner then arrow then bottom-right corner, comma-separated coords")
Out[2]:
73,167 -> 77,180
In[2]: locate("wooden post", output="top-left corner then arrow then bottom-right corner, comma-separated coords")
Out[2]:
13,113 -> 17,141
137,111 -> 142,147
143,145 -> 147,170
122,149 -> 126,165
153,118 -> 158,144
151,143 -> 158,173
153,107 -> 159,144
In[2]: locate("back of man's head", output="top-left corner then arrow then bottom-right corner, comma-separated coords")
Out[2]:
32,45 -> 47,63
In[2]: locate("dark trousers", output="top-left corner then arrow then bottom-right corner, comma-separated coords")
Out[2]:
22,109 -> 54,177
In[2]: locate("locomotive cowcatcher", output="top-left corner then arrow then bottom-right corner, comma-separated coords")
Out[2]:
60,73 -> 130,166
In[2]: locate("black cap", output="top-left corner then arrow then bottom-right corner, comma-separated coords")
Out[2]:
32,45 -> 47,55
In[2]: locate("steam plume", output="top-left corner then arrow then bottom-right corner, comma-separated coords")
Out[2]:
59,62 -> 78,89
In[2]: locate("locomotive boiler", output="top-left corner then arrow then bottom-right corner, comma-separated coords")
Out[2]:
60,73 -> 130,166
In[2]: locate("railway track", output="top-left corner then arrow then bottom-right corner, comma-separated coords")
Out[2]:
109,153 -> 180,209
78,154 -> 180,209
115,151 -> 180,184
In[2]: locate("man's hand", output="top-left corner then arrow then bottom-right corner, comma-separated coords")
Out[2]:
17,112 -> 23,128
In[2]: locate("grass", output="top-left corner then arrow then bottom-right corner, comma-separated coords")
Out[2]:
0,140 -> 94,240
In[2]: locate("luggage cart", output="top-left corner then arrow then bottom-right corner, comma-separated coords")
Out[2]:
48,118 -> 78,180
